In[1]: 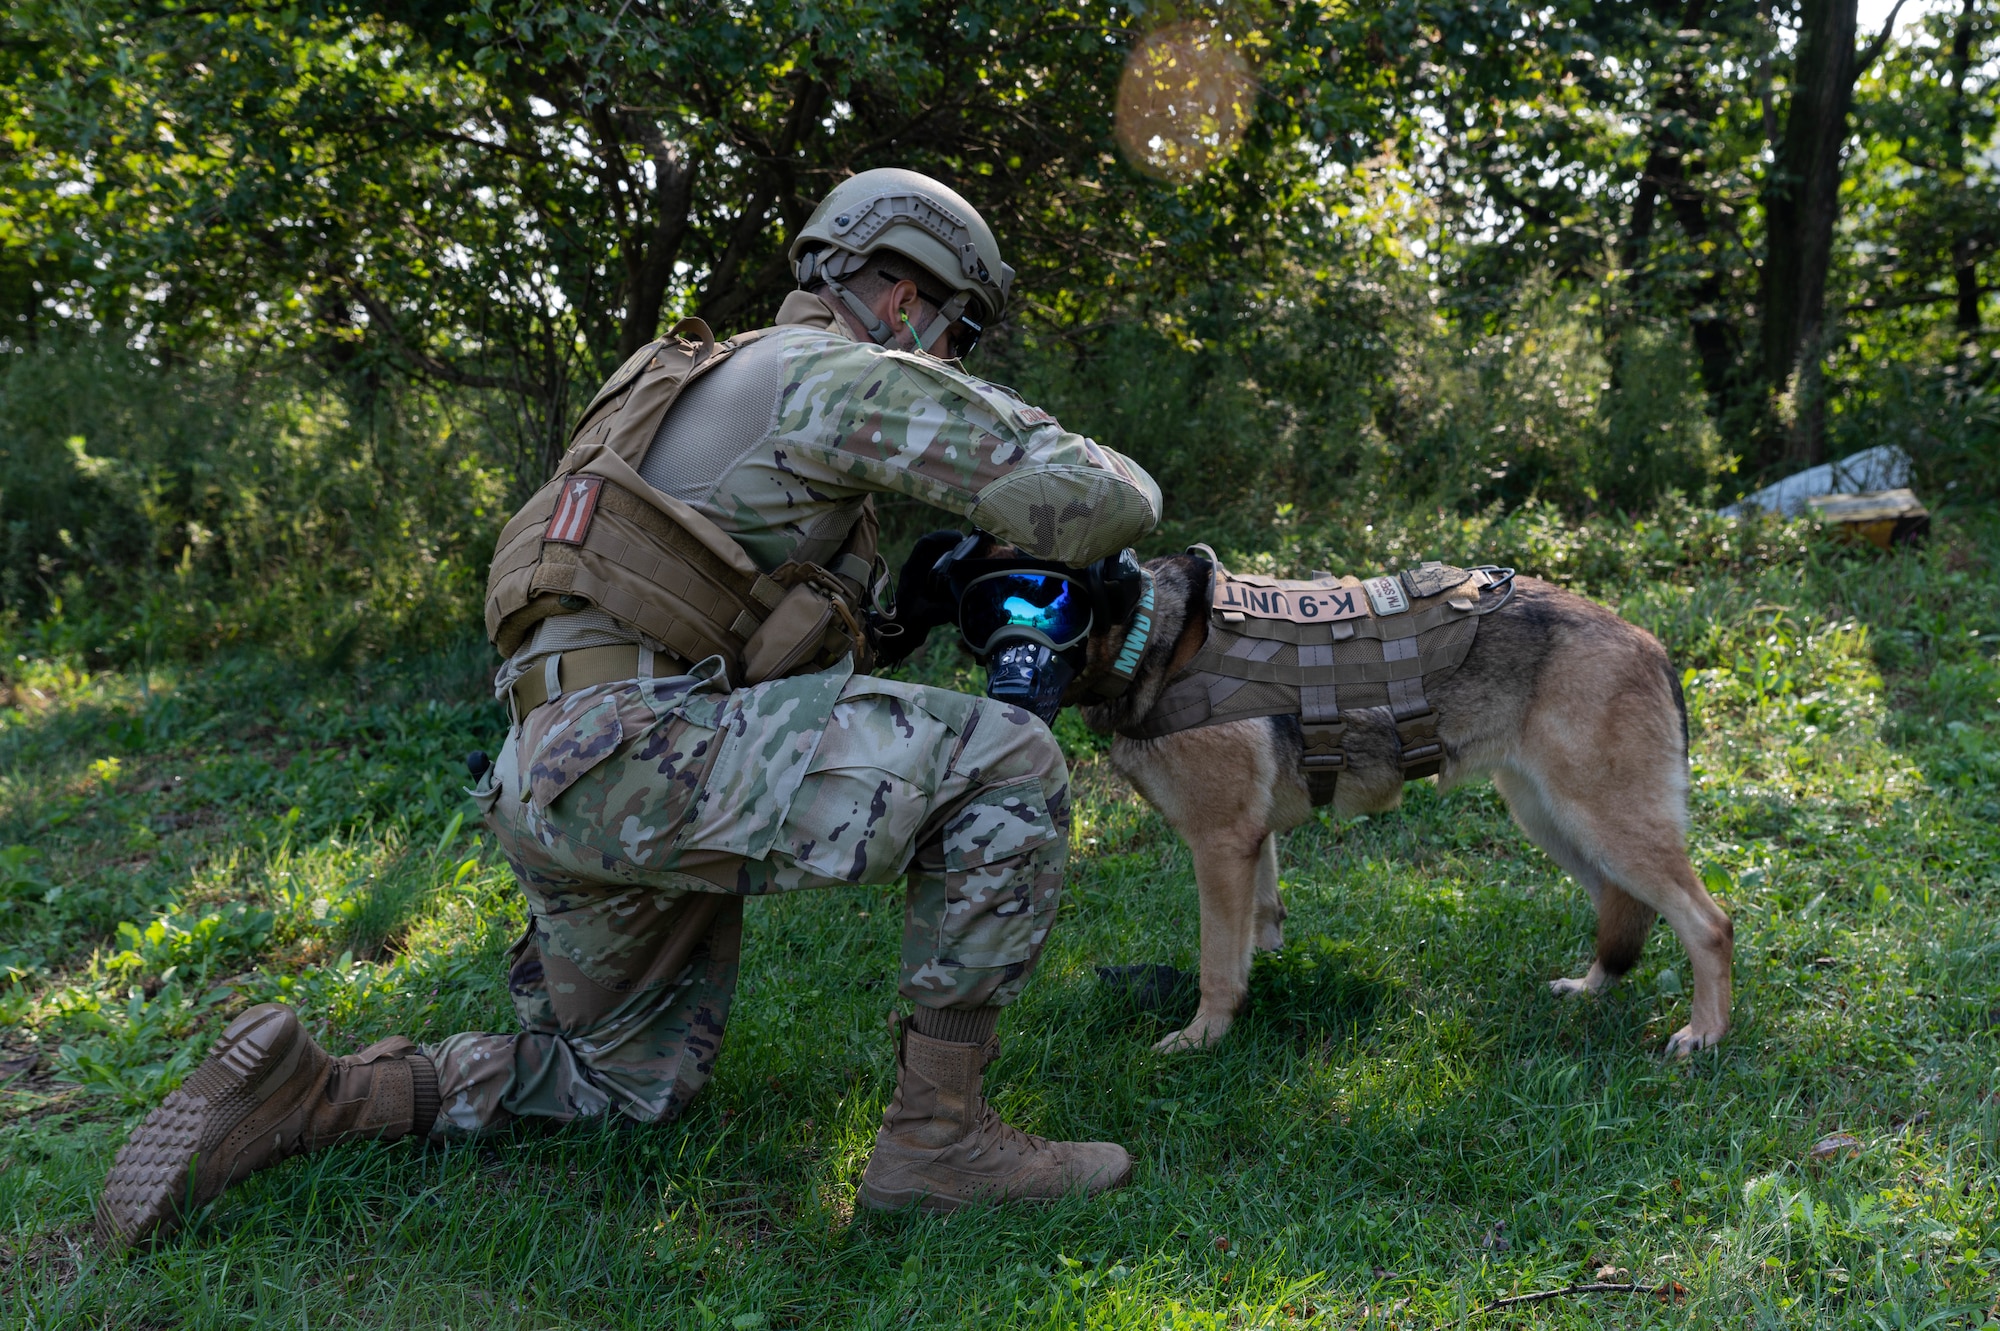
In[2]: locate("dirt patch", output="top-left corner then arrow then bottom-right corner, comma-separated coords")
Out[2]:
0,1224 -> 91,1297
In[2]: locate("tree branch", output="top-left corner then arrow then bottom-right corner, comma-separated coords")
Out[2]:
617,111 -> 696,359
346,280 -> 541,397
1847,287 -> 1979,313
1478,1281 -> 1687,1313
696,74 -> 827,325
1856,0 -> 1910,78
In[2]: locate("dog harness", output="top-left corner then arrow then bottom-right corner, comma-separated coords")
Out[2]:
1120,551 -> 1515,805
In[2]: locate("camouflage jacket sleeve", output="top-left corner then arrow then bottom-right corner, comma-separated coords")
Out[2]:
770,335 -> 1162,564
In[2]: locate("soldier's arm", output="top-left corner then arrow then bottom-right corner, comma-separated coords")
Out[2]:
771,339 -> 1161,564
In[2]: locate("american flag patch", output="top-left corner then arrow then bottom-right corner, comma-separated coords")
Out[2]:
544,475 -> 604,545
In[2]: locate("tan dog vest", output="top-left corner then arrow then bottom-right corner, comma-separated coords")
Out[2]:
1123,554 -> 1512,805
484,318 -> 877,686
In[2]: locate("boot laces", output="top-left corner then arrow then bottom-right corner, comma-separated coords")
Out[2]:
971,1102 -> 1048,1158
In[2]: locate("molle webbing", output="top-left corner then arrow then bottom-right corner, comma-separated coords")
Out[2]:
484,318 -> 878,680
1125,562 -> 1506,805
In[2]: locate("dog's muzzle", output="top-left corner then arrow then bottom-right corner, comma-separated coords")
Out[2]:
983,637 -> 1076,723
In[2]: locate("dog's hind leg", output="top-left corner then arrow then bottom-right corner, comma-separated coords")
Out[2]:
1493,769 -> 1643,998
1593,848 -> 1730,1057
1252,833 -> 1286,953
1494,764 -> 1732,1057
1552,884 -> 1657,1000
1585,882 -> 1657,988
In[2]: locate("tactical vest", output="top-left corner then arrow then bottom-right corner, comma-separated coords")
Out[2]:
484,318 -> 878,686
1124,553 -> 1514,805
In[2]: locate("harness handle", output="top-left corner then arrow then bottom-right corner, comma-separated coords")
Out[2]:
1466,566 -> 1517,615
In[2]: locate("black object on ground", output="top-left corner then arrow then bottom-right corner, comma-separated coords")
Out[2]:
1096,963 -> 1196,1011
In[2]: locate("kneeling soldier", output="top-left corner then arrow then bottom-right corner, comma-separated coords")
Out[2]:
97,168 -> 1162,1246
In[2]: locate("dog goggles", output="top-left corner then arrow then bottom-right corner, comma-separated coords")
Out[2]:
956,569 -> 1093,656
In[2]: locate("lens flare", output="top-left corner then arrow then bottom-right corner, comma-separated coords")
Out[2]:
1115,22 -> 1257,182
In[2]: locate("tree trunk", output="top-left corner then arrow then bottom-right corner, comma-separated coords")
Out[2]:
1621,2 -> 1747,419
695,77 -> 826,331
1948,0 -> 1982,334
1757,0 -> 1861,470
1956,256 -> 1982,332
617,121 -> 696,361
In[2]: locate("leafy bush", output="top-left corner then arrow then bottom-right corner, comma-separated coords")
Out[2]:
1829,333 -> 2000,502
50,982 -> 236,1108
0,283 -> 1992,682
988,263 -> 1400,526
0,340 -> 511,667
1599,320 -> 1738,508
103,904 -> 273,988
991,278 -> 1748,539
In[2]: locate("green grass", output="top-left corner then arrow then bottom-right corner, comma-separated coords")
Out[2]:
3,509 -> 1999,1328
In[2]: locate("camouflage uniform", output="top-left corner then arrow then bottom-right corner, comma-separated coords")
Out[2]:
425,293 -> 1158,1135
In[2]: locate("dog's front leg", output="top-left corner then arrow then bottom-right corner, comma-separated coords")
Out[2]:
1252,832 -> 1286,953
1154,833 -> 1264,1053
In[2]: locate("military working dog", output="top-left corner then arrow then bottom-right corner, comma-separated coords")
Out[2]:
1072,555 -> 1732,1059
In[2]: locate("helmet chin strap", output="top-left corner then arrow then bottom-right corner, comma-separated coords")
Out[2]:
797,249 -> 968,356
822,274 -> 900,345
912,290 -> 971,356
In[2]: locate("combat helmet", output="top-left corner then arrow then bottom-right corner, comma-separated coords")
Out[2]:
789,168 -> 1014,355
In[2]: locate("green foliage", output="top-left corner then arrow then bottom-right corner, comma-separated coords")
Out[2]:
990,263 -> 1401,521
1600,321 -> 1739,508
0,339 -> 508,658
1847,3 -> 2000,331
50,982 -> 233,1110
993,274 -> 1748,530
1,0 -> 1994,502
105,905 -> 273,985
0,0 -> 1406,477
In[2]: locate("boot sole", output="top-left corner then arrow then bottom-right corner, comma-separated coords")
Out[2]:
94,1004 -> 306,1250
857,1181 -> 982,1213
857,1155 -> 1135,1214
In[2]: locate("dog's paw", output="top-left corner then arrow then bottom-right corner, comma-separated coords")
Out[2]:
1549,964 -> 1613,999
1663,1024 -> 1725,1059
1151,1015 -> 1230,1054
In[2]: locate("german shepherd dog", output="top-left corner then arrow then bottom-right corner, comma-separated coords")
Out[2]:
1072,556 -> 1733,1059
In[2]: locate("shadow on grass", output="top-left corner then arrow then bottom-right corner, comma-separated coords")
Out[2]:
1086,937 -> 1396,1048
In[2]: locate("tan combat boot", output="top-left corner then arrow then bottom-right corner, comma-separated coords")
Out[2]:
95,1003 -> 439,1249
857,1016 -> 1132,1212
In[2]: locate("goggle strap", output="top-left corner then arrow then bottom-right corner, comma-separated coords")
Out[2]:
914,290 -> 972,357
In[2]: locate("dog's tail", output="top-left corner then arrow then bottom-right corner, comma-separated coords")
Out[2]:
1666,657 -> 1689,764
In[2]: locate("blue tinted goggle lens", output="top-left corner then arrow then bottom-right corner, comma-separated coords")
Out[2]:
959,571 -> 1092,652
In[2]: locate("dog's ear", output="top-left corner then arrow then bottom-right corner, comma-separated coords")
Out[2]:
1065,559 -> 1154,711
1073,553 -> 1211,730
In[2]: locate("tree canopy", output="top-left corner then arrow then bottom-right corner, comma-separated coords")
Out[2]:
3,0 -> 1995,484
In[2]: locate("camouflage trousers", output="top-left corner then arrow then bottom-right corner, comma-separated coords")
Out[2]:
421,657 -> 1070,1137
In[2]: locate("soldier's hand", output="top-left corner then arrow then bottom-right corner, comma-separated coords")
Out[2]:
872,529 -> 968,666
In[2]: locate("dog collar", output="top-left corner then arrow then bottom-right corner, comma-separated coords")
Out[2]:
1090,569 -> 1155,700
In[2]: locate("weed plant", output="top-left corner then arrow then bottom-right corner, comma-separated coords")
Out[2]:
2,500 -> 1996,1326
